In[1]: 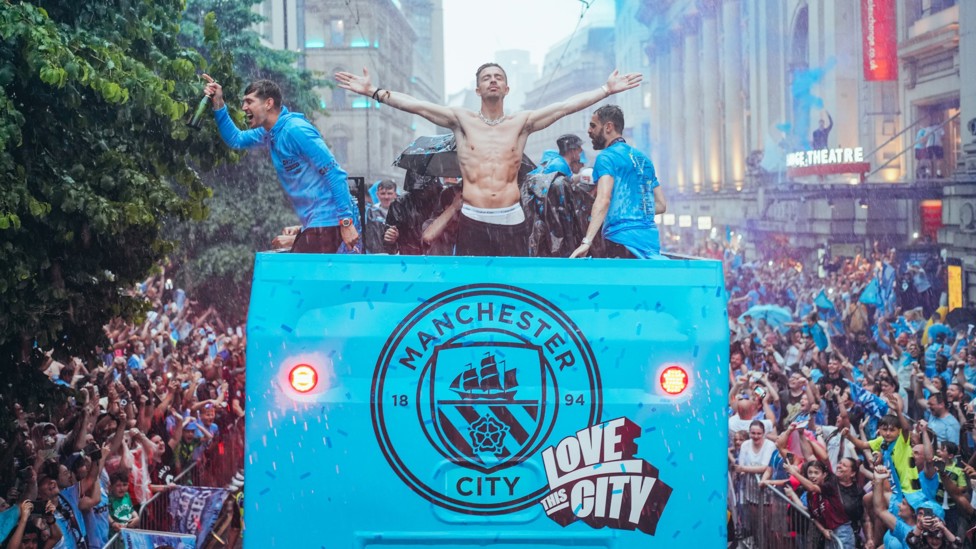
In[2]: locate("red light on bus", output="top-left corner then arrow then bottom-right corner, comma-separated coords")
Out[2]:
289,364 -> 318,393
660,366 -> 688,395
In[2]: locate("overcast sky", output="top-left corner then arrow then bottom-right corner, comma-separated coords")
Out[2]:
441,0 -> 614,96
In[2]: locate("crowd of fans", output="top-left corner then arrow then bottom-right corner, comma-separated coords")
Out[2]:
0,265 -> 245,549
703,237 -> 976,548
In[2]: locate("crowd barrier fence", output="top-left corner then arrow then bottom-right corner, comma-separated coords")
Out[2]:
731,472 -> 843,549
102,418 -> 244,549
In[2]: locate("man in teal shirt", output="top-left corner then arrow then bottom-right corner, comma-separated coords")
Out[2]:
571,105 -> 667,259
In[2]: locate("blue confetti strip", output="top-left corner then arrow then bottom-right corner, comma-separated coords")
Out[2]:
325,437 -> 332,448
574,503 -> 584,515
259,488 -> 270,495
644,426 -> 656,432
693,345 -> 700,357
608,312 -> 620,319
636,323 -> 642,335
692,520 -> 702,529
300,472 -> 311,479
337,429 -> 349,437
296,299 -> 304,308
655,302 -> 663,311
381,283 -> 388,294
400,260 -> 407,273
672,530 -> 681,538
367,300 -> 375,310
612,489 -> 623,494
588,291 -> 600,300
280,324 -> 293,333
265,471 -> 276,479
349,308 -> 356,320
559,293 -> 579,302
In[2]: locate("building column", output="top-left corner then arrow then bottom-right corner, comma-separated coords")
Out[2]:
700,0 -> 722,192
646,34 -> 671,189
670,28 -> 686,193
959,0 -> 976,178
683,15 -> 703,193
721,0 -> 745,190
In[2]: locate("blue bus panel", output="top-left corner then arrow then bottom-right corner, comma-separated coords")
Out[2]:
245,255 -> 729,548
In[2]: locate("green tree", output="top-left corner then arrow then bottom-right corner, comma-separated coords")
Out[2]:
0,0 -> 232,410
172,0 -> 326,321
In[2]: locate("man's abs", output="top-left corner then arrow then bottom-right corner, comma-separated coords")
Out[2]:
460,181 -> 521,209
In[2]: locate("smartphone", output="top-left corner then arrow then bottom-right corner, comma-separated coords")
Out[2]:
918,507 -> 934,518
30,500 -> 49,514
754,386 -> 767,399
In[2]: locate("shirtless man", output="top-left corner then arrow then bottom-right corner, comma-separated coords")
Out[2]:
335,64 -> 641,256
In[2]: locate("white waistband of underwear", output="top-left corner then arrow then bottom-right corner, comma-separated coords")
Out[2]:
461,203 -> 525,225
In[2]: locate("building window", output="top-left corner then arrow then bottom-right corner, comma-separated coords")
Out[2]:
330,18 -> 345,47
260,1 -> 273,42
906,0 -> 957,26
332,87 -> 347,110
331,135 -> 349,165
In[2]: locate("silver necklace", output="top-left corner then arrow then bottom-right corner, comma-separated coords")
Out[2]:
478,111 -> 505,126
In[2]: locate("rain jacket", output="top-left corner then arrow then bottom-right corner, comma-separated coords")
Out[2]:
214,106 -> 355,229
521,172 -> 576,257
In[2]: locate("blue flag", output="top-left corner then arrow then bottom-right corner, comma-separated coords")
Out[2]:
815,289 -> 834,311
122,528 -> 196,549
0,506 -> 21,546
859,279 -> 881,307
168,486 -> 228,547
846,380 -> 889,419
809,322 -> 828,351
879,262 -> 896,316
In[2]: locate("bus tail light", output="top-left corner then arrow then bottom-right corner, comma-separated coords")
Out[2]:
289,364 -> 318,393
660,366 -> 688,395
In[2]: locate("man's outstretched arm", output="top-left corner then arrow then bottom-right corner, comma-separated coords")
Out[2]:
336,68 -> 457,129
525,70 -> 642,133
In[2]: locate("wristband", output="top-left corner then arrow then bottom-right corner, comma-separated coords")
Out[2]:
372,88 -> 384,102
601,84 -> 610,96
581,237 -> 592,246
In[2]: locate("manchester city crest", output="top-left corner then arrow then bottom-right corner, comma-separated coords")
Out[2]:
372,284 -> 601,514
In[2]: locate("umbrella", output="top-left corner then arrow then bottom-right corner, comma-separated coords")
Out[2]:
945,307 -> 976,331
738,304 -> 794,330
393,134 -> 536,180
926,323 -> 954,342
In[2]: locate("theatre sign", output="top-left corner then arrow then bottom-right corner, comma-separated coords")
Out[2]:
786,147 -> 871,181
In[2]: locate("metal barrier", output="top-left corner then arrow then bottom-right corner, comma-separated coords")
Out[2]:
731,473 -> 845,549
101,419 -> 245,549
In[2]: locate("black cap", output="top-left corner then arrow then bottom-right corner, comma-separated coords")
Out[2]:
556,134 -> 583,154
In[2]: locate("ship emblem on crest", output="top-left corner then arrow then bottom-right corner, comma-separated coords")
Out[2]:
430,342 -> 547,472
